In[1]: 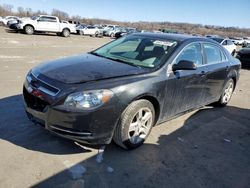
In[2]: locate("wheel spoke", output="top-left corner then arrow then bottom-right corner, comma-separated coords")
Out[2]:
138,109 -> 143,119
142,112 -> 151,124
129,122 -> 138,132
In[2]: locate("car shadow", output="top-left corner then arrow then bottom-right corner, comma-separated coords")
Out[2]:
0,94 -> 89,154
0,94 -> 250,187
4,28 -> 62,37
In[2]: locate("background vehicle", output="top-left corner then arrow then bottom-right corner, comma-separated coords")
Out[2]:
210,37 -> 236,55
231,38 -> 244,45
16,15 -> 76,37
103,25 -> 120,37
23,33 -> 240,150
114,27 -> 139,38
75,24 -> 87,34
242,37 -> 250,47
0,16 -> 19,26
236,43 -> 250,68
78,25 -> 103,37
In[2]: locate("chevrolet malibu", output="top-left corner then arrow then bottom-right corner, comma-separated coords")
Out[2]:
23,33 -> 241,149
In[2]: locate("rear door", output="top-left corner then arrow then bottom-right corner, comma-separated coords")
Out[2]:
202,43 -> 229,103
162,42 -> 207,119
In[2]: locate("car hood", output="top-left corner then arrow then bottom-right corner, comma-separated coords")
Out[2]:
32,54 -> 148,84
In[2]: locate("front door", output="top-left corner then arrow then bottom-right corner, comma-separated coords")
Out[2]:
162,42 -> 207,120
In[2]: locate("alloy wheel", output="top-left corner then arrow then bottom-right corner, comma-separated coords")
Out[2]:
128,107 -> 153,144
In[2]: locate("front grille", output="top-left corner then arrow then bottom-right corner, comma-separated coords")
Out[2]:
23,87 -> 49,112
27,73 -> 60,96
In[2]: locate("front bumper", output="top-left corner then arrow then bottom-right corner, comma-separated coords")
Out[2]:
23,80 -> 121,146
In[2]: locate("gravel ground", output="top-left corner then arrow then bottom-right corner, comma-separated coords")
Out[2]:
0,27 -> 249,188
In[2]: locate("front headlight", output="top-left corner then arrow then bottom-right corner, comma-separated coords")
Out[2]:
64,89 -> 113,109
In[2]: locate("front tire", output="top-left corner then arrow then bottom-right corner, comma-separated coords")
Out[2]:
61,29 -> 70,37
113,99 -> 155,150
214,78 -> 234,107
24,25 -> 34,35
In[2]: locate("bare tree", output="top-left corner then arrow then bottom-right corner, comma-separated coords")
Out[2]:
51,9 -> 69,20
17,6 -> 25,17
25,8 -> 32,17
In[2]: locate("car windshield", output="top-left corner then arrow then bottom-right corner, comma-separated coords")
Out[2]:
31,16 -> 39,20
211,38 -> 224,44
91,35 -> 178,68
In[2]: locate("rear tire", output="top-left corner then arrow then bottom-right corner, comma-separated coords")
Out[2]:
95,31 -> 99,37
24,25 -> 34,35
214,78 -> 234,107
61,29 -> 70,37
113,99 -> 155,150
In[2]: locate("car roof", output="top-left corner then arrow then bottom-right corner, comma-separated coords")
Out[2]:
131,32 -> 211,43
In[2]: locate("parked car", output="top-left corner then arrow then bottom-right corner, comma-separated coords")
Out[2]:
114,28 -> 138,38
23,33 -> 240,150
242,37 -> 250,47
236,43 -> 250,68
75,24 -> 87,34
16,15 -> 76,37
210,37 -> 236,55
78,25 -> 103,37
231,38 -> 244,45
103,25 -> 121,37
0,16 -> 19,26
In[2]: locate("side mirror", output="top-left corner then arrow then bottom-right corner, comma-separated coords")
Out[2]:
172,60 -> 197,71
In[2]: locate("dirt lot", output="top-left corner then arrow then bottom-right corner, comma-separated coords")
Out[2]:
0,27 -> 249,188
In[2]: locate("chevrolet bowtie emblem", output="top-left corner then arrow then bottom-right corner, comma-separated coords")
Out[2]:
27,86 -> 33,93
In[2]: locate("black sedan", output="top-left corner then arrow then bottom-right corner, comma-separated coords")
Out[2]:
23,33 -> 241,150
236,44 -> 250,68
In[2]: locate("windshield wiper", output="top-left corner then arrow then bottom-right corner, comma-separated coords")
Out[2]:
89,52 -> 142,68
105,57 -> 142,68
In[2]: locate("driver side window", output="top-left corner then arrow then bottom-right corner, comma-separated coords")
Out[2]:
175,43 -> 203,66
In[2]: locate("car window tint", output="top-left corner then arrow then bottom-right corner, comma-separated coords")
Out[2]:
227,40 -> 233,45
204,44 -> 222,64
39,16 -> 56,22
109,39 -> 141,53
175,43 -> 203,66
222,40 -> 227,45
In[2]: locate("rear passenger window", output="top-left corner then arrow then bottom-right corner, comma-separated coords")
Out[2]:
175,43 -> 203,66
203,44 -> 223,64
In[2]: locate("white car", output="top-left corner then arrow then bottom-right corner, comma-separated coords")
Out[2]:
17,15 -> 76,37
0,16 -> 19,26
103,25 -> 121,37
211,37 -> 236,55
78,25 -> 102,37
231,38 -> 244,45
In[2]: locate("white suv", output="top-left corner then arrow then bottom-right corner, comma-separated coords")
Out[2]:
17,15 -> 76,37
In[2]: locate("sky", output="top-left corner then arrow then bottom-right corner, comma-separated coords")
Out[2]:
0,0 -> 250,28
